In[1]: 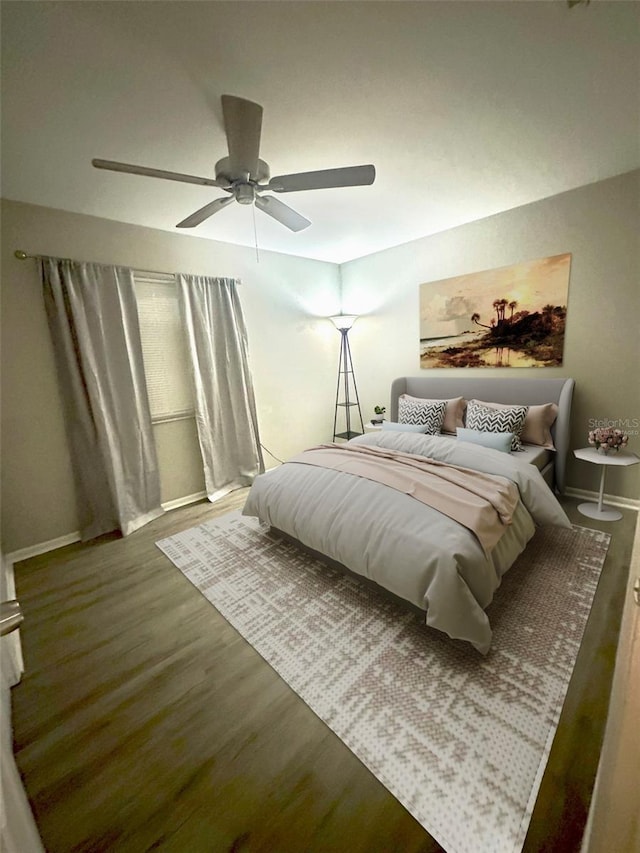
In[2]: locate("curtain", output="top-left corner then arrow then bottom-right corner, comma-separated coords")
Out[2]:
177,275 -> 264,501
41,258 -> 163,540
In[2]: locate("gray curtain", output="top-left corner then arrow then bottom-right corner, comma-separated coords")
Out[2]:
41,258 -> 163,540
177,275 -> 264,501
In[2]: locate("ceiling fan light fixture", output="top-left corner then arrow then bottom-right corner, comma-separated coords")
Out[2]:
235,183 -> 256,205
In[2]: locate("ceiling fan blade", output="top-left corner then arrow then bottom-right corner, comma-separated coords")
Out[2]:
176,196 -> 235,228
92,158 -> 228,188
266,164 -> 376,193
254,195 -> 311,232
221,95 -> 263,180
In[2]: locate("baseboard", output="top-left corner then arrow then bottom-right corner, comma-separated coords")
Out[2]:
6,531 -> 82,567
5,490 -> 226,566
161,490 -> 207,512
564,487 -> 639,512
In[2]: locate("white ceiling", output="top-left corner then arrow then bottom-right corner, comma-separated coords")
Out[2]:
1,1 -> 638,263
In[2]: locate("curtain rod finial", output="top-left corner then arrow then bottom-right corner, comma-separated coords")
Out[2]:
14,250 -> 29,260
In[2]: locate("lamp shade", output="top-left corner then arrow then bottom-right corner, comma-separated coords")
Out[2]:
329,314 -> 358,331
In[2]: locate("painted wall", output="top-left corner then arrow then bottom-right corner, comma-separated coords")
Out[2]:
341,171 -> 640,500
2,172 -> 638,552
1,199 -> 341,552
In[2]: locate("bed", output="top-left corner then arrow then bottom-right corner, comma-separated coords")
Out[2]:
388,376 -> 575,494
242,377 -> 574,654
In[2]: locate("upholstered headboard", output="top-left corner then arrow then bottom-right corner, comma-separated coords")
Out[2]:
390,376 -> 575,494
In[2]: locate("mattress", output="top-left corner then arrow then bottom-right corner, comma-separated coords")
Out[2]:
517,443 -> 554,472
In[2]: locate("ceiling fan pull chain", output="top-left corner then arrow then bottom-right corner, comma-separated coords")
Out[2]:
252,200 -> 260,264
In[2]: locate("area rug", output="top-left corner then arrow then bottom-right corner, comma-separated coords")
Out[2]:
156,513 -> 609,853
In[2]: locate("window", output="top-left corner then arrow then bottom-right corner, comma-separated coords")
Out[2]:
133,273 -> 195,422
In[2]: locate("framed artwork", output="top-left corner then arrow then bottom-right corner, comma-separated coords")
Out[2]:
419,253 -> 571,368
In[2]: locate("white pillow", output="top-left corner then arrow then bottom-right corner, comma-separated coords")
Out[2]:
382,422 -> 429,433
456,428 -> 513,453
465,400 -> 528,451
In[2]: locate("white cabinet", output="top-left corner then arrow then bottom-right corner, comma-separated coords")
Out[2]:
0,555 -> 45,853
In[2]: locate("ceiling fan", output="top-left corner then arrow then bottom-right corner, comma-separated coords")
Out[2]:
92,95 -> 376,233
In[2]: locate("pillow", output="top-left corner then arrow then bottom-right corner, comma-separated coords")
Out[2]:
398,397 -> 447,434
456,428 -> 513,453
471,400 -> 558,449
381,421 -> 429,433
465,399 -> 528,451
399,394 -> 465,435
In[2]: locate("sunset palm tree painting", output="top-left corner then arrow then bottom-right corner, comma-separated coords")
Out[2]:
419,253 -> 571,368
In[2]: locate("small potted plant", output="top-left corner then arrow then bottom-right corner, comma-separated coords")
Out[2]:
372,405 -> 386,425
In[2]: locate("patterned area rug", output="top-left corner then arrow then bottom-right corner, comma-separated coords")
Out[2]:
156,513 -> 609,853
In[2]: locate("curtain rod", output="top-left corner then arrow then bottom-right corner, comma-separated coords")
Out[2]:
13,250 -> 241,284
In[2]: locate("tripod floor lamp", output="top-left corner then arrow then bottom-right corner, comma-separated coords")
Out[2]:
330,314 -> 364,441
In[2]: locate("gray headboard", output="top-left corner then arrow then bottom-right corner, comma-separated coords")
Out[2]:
390,376 -> 575,494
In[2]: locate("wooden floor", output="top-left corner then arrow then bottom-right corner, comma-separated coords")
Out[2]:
10,493 -> 638,853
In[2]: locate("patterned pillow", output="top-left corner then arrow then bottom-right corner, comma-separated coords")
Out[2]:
471,400 -> 558,448
398,397 -> 447,434
465,400 -> 528,451
399,394 -> 465,434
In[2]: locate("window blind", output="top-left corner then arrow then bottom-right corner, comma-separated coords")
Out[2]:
134,273 -> 195,421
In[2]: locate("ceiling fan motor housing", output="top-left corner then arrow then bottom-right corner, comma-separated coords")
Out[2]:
215,156 -> 270,186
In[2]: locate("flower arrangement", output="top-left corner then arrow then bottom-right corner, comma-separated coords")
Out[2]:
588,427 -> 628,454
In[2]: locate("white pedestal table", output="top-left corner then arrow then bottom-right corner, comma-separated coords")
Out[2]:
573,447 -> 639,521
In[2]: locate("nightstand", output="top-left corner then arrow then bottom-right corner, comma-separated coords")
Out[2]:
365,423 -> 383,431
573,447 -> 639,521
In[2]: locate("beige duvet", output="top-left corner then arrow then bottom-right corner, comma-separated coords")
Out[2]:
288,443 -> 521,556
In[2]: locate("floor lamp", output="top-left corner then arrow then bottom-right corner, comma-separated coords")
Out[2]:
330,314 -> 364,441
